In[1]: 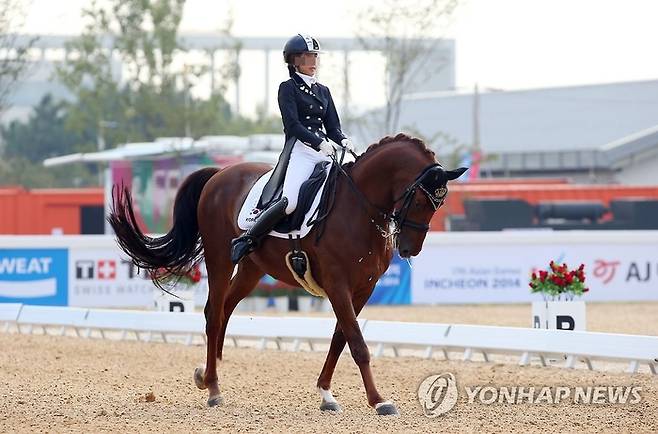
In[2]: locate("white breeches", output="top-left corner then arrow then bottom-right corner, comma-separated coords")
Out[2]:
281,140 -> 332,215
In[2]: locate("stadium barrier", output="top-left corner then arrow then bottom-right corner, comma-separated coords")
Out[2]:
3,231 -> 658,307
2,305 -> 657,375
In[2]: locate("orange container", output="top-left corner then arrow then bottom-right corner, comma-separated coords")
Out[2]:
0,187 -> 104,234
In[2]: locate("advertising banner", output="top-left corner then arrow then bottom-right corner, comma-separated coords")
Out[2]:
2,231 -> 656,307
412,241 -> 658,304
68,249 -> 155,307
368,254 -> 412,304
0,248 -> 68,305
68,248 -> 210,308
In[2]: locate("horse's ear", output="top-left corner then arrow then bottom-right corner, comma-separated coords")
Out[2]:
446,167 -> 468,181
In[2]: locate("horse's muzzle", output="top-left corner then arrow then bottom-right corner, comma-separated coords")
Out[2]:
399,248 -> 411,258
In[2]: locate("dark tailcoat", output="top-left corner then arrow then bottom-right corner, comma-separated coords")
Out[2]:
258,74 -> 346,208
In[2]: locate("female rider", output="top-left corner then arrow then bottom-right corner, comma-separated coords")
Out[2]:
230,33 -> 354,264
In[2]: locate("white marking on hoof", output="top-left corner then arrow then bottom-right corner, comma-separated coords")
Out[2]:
318,388 -> 342,413
375,401 -> 393,409
318,387 -> 338,404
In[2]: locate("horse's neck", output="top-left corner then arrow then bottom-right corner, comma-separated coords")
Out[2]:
348,151 -> 400,214
328,155 -> 395,262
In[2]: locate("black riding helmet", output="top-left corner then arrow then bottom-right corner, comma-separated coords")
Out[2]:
283,34 -> 321,64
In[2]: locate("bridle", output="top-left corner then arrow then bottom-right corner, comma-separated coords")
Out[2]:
334,150 -> 448,241
390,163 -> 448,233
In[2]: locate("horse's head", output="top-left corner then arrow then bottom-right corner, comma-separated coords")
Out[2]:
347,133 -> 467,258
394,164 -> 467,258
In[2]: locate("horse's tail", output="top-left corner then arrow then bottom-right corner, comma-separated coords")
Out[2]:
108,167 -> 220,289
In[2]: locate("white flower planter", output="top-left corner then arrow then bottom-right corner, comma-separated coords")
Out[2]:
297,296 -> 314,313
153,289 -> 196,313
532,300 -> 586,331
273,296 -> 289,312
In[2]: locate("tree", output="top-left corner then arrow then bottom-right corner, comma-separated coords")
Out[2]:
0,94 -> 98,188
56,0 -> 278,148
2,94 -> 87,162
0,156 -> 97,188
1,0 -> 281,188
0,0 -> 37,114
57,0 -> 188,148
354,0 -> 459,136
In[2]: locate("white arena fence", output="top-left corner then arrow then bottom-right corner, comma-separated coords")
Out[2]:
2,304 -> 656,375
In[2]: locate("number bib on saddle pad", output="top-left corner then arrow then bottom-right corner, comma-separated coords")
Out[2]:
237,161 -> 332,239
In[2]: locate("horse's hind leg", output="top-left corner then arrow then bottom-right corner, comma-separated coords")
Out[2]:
217,257 -> 264,360
193,251 -> 233,407
316,290 -> 371,413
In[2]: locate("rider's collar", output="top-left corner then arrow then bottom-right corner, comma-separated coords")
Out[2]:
295,71 -> 317,87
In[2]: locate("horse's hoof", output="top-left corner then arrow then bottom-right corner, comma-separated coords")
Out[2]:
194,367 -> 206,390
320,400 -> 342,413
375,401 -> 399,416
207,394 -> 224,407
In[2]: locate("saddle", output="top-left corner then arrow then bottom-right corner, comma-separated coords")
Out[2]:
237,161 -> 333,239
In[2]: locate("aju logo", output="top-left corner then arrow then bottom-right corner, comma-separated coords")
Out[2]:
417,372 -> 458,417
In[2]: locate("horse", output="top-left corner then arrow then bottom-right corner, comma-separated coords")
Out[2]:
109,133 -> 467,415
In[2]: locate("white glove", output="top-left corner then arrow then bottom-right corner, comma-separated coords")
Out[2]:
319,141 -> 336,157
341,138 -> 355,152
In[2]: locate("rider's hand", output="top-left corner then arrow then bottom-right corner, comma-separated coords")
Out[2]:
319,141 -> 336,157
341,138 -> 355,152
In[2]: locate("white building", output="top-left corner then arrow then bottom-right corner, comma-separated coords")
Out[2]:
356,80 -> 658,185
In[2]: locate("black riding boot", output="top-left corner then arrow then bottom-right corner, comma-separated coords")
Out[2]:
230,197 -> 289,265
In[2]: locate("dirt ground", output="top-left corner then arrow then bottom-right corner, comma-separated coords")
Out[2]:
1,303 -> 657,433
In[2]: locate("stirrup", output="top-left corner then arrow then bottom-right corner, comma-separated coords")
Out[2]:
230,235 -> 256,265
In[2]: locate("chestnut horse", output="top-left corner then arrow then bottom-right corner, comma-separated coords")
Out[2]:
109,133 -> 466,415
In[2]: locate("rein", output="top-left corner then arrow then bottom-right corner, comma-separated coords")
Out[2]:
330,148 -> 448,241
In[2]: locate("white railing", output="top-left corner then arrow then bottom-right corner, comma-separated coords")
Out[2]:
2,304 -> 656,375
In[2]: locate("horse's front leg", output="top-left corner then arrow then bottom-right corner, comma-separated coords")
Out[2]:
316,290 -> 371,413
328,289 -> 399,416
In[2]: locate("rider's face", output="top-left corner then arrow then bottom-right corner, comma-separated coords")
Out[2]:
295,52 -> 318,76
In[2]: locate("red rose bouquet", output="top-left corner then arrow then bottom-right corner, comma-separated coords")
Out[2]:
530,261 -> 589,301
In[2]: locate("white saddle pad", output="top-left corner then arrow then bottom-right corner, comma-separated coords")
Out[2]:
237,166 -> 331,239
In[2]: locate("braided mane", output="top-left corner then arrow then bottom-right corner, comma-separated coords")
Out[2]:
346,133 -> 435,169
